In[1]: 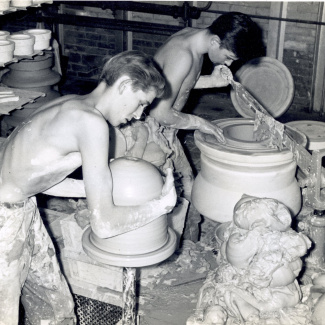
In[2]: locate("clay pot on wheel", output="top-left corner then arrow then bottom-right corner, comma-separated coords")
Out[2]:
192,118 -> 307,223
89,157 -> 168,255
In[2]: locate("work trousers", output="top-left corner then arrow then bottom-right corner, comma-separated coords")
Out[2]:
0,197 -> 75,325
155,123 -> 201,242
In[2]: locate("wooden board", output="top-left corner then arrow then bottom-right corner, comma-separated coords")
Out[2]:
0,86 -> 44,115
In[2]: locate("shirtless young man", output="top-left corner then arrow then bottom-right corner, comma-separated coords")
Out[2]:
0,51 -> 176,325
147,12 -> 263,241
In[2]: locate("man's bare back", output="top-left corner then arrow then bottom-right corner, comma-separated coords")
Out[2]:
154,27 -> 204,111
0,94 -> 102,202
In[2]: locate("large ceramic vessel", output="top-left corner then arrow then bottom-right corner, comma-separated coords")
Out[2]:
88,157 -> 168,255
192,118 -> 306,223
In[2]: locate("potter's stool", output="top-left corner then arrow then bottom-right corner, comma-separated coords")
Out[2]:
82,226 -> 177,325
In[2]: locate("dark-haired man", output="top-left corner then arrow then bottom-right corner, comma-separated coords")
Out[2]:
0,51 -> 176,325
148,12 -> 264,241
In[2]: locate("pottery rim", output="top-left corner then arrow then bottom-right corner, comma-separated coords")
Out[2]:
0,39 -> 14,52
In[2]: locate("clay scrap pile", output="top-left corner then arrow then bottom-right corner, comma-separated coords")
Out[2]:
187,196 -> 325,325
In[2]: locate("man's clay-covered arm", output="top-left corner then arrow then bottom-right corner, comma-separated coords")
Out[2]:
91,169 -> 176,238
78,116 -> 177,238
194,65 -> 230,89
150,55 -> 225,142
42,178 -> 86,197
150,60 -> 225,142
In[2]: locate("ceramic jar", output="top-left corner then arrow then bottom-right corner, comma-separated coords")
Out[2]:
23,29 -> 51,51
89,157 -> 169,255
192,118 -> 306,223
0,39 -> 14,63
7,33 -> 35,56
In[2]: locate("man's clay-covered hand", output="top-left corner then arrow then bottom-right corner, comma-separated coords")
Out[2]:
161,167 -> 177,214
211,65 -> 232,88
200,121 -> 226,144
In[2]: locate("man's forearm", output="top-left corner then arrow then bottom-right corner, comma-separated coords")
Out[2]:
194,67 -> 230,89
42,178 -> 86,197
90,188 -> 176,238
194,75 -> 215,89
168,110 -> 210,131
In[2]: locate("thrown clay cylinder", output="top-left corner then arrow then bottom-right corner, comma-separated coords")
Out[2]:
89,157 -> 168,255
192,118 -> 307,222
23,29 -> 51,51
0,39 -> 14,63
7,33 -> 35,56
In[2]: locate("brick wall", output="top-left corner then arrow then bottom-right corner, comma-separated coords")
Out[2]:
0,1 -> 322,113
63,25 -> 118,80
61,2 -> 183,79
61,5 -> 119,80
283,2 -> 320,113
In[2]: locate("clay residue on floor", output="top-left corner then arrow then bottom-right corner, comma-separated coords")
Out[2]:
137,220 -> 221,325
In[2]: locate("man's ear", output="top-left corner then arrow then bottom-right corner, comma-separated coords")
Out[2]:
211,35 -> 221,47
118,77 -> 132,94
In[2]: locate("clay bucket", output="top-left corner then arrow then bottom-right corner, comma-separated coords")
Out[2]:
7,33 -> 35,56
23,29 -> 51,51
89,157 -> 169,255
192,118 -> 307,223
0,39 -> 14,63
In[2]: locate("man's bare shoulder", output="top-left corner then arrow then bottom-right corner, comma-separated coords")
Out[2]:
157,27 -> 197,50
155,44 -> 193,73
168,27 -> 196,40
22,95 -> 108,142
48,95 -> 104,122
155,29 -> 198,70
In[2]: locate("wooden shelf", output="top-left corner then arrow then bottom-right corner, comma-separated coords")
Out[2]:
0,48 -> 52,67
0,86 -> 45,115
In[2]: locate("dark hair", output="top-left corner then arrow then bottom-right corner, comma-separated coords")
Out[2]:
208,12 -> 265,61
100,50 -> 166,98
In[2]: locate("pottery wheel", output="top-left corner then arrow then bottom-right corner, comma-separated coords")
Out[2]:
89,215 -> 169,255
82,226 -> 177,267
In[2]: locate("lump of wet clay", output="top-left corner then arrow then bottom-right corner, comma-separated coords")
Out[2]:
187,195 -> 312,325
